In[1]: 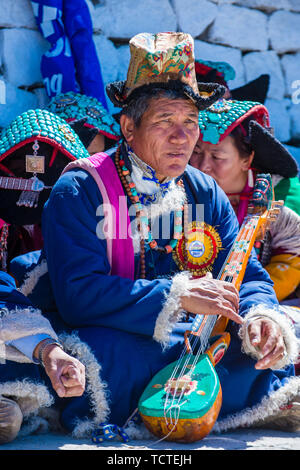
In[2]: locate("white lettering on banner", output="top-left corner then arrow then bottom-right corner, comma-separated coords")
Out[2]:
43,74 -> 63,96
96,201 -> 206,241
292,80 -> 300,105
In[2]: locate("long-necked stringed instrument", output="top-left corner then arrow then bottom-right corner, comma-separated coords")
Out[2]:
138,174 -> 283,443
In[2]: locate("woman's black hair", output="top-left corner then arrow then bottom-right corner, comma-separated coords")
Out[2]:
230,118 -> 253,160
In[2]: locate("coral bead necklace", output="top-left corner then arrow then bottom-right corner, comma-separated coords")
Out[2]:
115,145 -> 186,277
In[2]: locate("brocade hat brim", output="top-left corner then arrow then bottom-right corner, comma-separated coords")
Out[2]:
0,109 -> 89,225
106,79 -> 225,110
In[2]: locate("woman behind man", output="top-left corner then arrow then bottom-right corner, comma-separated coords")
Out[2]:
190,99 -> 300,305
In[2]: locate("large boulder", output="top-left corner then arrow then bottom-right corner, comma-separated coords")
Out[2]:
93,34 -> 120,86
281,52 -> 300,97
269,11 -> 300,54
289,0 -> 300,12
243,51 -> 285,100
194,40 -> 245,89
91,0 -> 177,39
233,0 -> 291,12
0,0 -> 36,29
0,29 -> 48,87
207,4 -> 268,51
265,98 -> 291,143
172,0 -> 218,38
0,80 -> 39,128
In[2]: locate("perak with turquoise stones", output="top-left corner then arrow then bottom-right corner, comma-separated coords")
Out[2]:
198,99 -> 269,145
47,91 -> 120,141
0,108 -> 89,165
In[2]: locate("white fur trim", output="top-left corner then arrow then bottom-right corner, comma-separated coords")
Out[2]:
239,304 -> 299,370
153,271 -> 191,349
125,421 -> 154,440
18,416 -> 50,438
145,180 -> 186,220
270,205 -> 300,255
18,259 -> 48,297
0,379 -> 54,418
59,332 -> 110,438
213,375 -> 300,433
0,306 -> 58,363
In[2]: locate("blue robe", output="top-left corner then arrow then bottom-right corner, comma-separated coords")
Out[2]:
11,146 -> 296,435
0,271 -> 57,431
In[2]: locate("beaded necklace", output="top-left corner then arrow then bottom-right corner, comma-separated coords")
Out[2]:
115,145 -> 187,278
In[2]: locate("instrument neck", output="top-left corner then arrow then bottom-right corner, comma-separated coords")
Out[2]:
189,213 -> 261,348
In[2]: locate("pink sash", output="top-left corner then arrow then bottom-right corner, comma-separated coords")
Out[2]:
62,152 -> 134,280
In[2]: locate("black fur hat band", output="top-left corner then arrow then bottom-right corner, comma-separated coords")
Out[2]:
106,79 -> 225,110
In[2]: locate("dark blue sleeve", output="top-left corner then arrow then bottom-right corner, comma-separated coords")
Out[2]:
42,169 -> 173,336
0,271 -> 32,310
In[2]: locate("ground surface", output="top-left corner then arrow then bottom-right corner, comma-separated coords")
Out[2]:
1,428 -> 300,451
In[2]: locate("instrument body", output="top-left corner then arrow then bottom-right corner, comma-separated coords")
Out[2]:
138,174 -> 282,443
139,333 -> 229,442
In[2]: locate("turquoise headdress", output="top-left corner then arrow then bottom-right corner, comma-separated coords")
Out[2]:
47,92 -> 120,142
0,109 -> 89,225
197,99 -> 298,178
0,108 -> 90,162
198,98 -> 269,145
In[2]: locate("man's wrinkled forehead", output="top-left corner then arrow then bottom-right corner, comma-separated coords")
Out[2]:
146,97 -> 199,120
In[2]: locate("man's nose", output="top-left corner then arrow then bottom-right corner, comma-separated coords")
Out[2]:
169,125 -> 188,143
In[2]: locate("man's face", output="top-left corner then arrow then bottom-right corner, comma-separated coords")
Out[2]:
121,97 -> 199,181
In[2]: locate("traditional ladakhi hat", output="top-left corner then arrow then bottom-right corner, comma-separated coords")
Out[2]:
47,92 -> 120,146
194,58 -> 270,104
0,108 -> 90,225
198,98 -> 299,178
106,32 -> 225,109
195,59 -> 236,90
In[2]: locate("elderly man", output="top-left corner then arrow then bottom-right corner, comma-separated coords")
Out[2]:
13,32 -> 300,440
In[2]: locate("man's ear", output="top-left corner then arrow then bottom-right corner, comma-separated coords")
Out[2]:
120,114 -> 135,144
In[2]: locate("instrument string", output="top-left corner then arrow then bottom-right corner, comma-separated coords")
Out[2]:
163,215 -> 261,428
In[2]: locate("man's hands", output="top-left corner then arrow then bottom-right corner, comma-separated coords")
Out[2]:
247,317 -> 286,370
180,276 -> 243,325
34,341 -> 85,398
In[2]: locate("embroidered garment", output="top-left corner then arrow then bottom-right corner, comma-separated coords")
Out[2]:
10,144 -> 300,438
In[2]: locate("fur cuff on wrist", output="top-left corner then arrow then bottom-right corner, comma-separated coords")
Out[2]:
153,271 -> 191,349
239,304 -> 299,370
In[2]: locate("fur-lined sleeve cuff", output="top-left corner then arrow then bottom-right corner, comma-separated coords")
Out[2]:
239,304 -> 299,370
153,271 -> 191,349
0,307 -> 58,363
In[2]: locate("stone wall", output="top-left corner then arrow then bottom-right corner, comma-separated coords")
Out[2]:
0,0 -> 299,156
